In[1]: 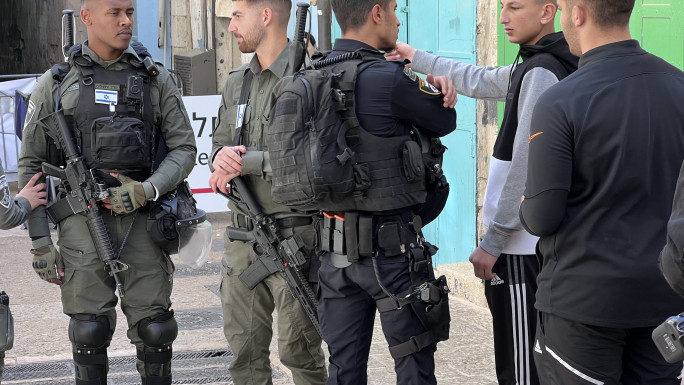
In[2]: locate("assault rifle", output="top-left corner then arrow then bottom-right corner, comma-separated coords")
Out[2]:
219,178 -> 321,336
41,110 -> 129,297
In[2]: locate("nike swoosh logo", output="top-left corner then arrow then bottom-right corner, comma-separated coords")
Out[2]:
529,132 -> 543,143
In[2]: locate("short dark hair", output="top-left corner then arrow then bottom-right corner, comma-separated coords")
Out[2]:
233,0 -> 292,25
566,0 -> 634,28
303,32 -> 316,47
330,0 -> 393,33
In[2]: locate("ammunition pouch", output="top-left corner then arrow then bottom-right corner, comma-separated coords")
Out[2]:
319,212 -> 423,265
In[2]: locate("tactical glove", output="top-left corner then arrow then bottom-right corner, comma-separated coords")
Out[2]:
108,174 -> 149,214
30,237 -> 64,283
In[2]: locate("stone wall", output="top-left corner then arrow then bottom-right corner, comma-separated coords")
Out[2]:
0,0 -> 84,75
475,1 -> 499,240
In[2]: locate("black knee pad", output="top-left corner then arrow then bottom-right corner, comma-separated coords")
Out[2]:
69,314 -> 111,350
137,310 -> 178,348
69,314 -> 110,385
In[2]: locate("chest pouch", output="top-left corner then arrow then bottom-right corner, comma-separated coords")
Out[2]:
90,115 -> 150,169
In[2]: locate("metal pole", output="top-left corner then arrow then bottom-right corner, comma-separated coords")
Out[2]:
317,0 -> 332,51
0,75 -> 43,80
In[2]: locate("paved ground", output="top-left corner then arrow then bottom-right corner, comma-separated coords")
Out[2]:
0,207 -> 497,384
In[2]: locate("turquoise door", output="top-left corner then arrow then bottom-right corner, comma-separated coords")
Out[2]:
332,0 -> 478,265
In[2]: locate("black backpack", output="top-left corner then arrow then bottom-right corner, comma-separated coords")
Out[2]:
267,51 -> 448,222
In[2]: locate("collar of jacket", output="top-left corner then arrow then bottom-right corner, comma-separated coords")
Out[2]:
244,41 -> 291,79
578,39 -> 644,69
80,40 -> 141,68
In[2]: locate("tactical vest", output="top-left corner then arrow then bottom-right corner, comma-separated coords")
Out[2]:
51,43 -> 157,182
268,51 -> 428,213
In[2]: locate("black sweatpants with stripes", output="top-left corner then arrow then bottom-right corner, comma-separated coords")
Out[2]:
485,254 -> 540,385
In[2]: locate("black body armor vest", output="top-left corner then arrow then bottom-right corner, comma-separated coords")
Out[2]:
52,43 -> 157,182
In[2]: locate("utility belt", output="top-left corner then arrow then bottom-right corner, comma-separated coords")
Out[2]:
319,211 -> 424,267
230,212 -> 313,232
320,211 -> 452,358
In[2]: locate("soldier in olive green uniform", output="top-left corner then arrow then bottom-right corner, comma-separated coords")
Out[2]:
0,164 -> 47,381
208,1 -> 326,384
18,1 -> 196,384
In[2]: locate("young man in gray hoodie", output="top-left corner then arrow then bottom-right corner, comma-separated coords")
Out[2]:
387,0 -> 577,383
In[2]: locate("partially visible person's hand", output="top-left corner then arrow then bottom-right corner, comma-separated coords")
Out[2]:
427,74 -> 457,109
209,170 -> 237,195
469,246 -> 498,280
104,173 -> 147,214
31,237 -> 64,285
213,146 -> 247,175
16,172 -> 47,210
385,41 -> 417,64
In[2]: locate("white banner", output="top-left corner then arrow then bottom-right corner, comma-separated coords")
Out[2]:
182,95 -> 228,213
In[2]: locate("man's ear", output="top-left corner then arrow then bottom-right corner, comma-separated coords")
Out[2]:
370,4 -> 383,25
572,4 -> 585,27
81,9 -> 91,26
262,7 -> 273,27
540,3 -> 557,25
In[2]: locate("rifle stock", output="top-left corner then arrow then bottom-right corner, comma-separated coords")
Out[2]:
41,110 -> 129,297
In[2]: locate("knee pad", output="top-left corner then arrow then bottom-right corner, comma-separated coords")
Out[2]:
137,310 -> 178,348
137,311 -> 177,384
68,314 -> 110,385
69,314 -> 111,352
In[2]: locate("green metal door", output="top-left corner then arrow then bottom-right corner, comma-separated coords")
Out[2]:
332,1 -> 478,265
631,0 -> 684,69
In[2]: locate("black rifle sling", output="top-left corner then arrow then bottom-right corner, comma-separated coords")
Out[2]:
232,71 -> 254,146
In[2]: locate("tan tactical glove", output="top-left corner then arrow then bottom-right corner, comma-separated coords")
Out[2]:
31,237 -> 64,284
108,174 -> 148,214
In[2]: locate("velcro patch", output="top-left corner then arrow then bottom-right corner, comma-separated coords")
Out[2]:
275,98 -> 298,117
95,83 -> 120,91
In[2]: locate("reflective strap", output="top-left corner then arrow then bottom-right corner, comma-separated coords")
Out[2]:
388,330 -> 436,359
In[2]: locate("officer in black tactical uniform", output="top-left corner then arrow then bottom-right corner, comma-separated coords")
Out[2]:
306,1 -> 456,383
18,0 -> 196,384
